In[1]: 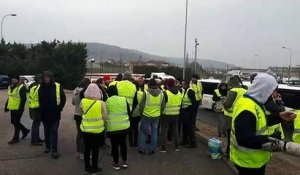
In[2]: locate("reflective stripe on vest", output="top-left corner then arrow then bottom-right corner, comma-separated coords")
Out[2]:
7,84 -> 24,110
163,90 -> 182,115
117,80 -> 137,111
80,98 -> 105,133
28,84 -> 40,109
142,90 -> 163,118
230,97 -> 271,168
182,88 -> 193,109
224,88 -> 247,117
105,96 -> 130,132
293,111 -> 300,143
191,82 -> 202,101
55,83 -> 61,106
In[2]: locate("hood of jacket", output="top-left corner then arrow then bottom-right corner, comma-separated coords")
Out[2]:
147,87 -> 162,97
227,75 -> 243,89
247,73 -> 278,104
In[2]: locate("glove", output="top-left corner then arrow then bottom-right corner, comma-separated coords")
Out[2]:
261,137 -> 286,152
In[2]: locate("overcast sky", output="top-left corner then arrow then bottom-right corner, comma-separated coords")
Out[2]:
1,0 -> 299,68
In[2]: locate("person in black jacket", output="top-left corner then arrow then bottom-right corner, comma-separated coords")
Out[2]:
4,75 -> 30,144
39,71 -> 66,159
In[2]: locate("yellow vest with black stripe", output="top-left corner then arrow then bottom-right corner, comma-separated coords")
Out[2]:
230,97 -> 271,168
7,84 -> 24,110
80,98 -> 105,133
117,80 -> 137,111
182,88 -> 194,109
191,82 -> 202,101
55,82 -> 61,106
28,84 -> 40,109
293,111 -> 300,143
142,90 -> 163,118
266,110 -> 285,140
163,90 -> 182,115
132,86 -> 144,117
224,88 -> 247,117
106,96 -> 130,132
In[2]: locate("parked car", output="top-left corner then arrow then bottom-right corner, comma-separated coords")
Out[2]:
0,75 -> 10,89
20,75 -> 35,89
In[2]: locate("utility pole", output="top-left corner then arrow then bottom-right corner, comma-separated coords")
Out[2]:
119,53 -> 122,73
183,0 -> 188,79
194,38 -> 199,75
100,52 -> 103,73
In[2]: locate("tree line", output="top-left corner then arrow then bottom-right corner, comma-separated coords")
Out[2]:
0,40 -> 87,89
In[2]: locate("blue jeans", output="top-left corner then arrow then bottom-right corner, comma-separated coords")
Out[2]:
30,108 -> 42,144
138,117 -> 159,152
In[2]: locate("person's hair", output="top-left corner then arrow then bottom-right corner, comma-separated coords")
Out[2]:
107,85 -> 118,97
115,73 -> 123,81
95,78 -> 103,84
250,73 -> 258,84
192,74 -> 200,79
148,78 -> 157,87
79,78 -> 91,88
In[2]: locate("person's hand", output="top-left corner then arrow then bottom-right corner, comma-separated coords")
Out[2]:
279,111 -> 296,122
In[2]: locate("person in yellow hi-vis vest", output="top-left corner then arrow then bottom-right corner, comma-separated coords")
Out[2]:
4,75 -> 30,145
28,74 -> 44,146
223,75 -> 246,156
106,86 -> 130,170
190,74 -> 203,131
159,78 -> 182,153
116,72 -> 138,147
138,78 -> 165,154
230,73 -> 296,175
39,71 -> 66,159
293,110 -> 300,143
80,83 -> 107,174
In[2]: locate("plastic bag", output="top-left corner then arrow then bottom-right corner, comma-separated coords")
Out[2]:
208,138 -> 222,159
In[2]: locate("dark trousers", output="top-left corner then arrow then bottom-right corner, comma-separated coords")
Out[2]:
181,110 -> 196,145
30,108 -> 42,144
192,101 -> 200,128
129,116 -> 141,147
74,115 -> 85,153
82,132 -> 105,169
235,164 -> 266,175
160,116 -> 179,147
110,131 -> 128,164
10,110 -> 28,140
43,120 -> 59,152
226,129 -> 231,154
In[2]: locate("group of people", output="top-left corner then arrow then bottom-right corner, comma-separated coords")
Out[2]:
71,73 -> 203,174
5,71 -> 66,159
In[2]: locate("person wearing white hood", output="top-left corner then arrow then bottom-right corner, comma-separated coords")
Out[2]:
230,73 -> 296,175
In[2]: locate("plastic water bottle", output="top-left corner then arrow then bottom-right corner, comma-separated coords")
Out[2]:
208,138 -> 222,159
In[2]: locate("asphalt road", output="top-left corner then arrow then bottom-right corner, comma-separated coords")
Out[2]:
0,89 -> 235,175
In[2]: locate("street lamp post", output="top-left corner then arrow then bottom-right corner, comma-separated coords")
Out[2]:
194,38 -> 199,75
87,58 -> 95,80
282,46 -> 292,84
183,0 -> 188,79
1,14 -> 17,41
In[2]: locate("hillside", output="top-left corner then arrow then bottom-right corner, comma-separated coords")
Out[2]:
86,42 -> 234,69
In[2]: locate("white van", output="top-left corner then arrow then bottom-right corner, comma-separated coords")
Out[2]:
200,79 -> 221,111
20,75 -> 35,89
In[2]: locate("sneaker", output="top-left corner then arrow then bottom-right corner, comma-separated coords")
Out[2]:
90,167 -> 102,175
38,138 -> 44,143
121,161 -> 128,168
159,147 -> 167,153
44,148 -> 50,153
84,167 -> 92,174
22,129 -> 30,139
8,139 -> 19,145
51,152 -> 60,159
149,150 -> 155,155
174,146 -> 180,152
111,163 -> 121,170
138,149 -> 145,155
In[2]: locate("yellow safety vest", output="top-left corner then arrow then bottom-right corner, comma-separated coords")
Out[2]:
230,97 -> 271,168
266,110 -> 285,140
132,86 -> 144,117
191,82 -> 202,101
28,84 -> 40,109
7,84 -> 24,110
55,82 -> 61,106
163,90 -> 182,115
293,111 -> 300,143
117,80 -> 137,111
80,98 -> 105,133
109,81 -> 119,87
142,90 -> 163,118
106,96 -> 130,132
182,88 -> 194,109
214,89 -> 221,98
224,88 -> 247,117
